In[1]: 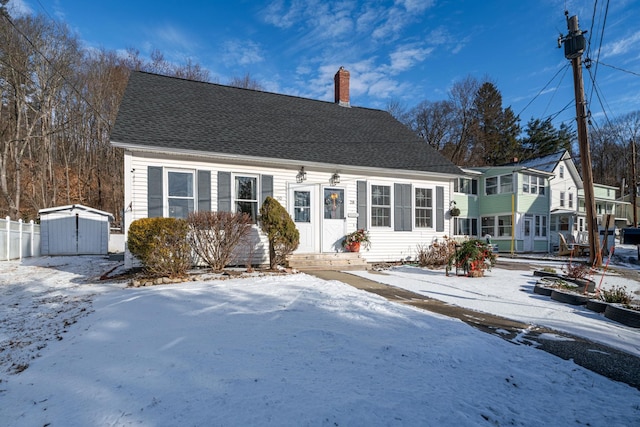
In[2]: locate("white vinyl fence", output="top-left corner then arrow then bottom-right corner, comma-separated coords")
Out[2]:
0,216 -> 41,261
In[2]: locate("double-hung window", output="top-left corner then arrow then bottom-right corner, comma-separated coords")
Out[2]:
500,175 -> 513,193
371,185 -> 391,227
523,174 -> 545,194
485,174 -> 513,195
481,216 -> 495,237
414,188 -> 433,228
481,215 -> 512,237
485,177 -> 498,195
535,215 -> 547,237
168,170 -> 195,219
497,215 -> 512,237
454,218 -> 477,236
454,178 -> 478,195
235,175 -> 258,221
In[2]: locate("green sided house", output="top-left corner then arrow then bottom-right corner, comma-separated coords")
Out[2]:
110,69 -> 463,268
452,150 -> 629,254
455,165 -> 553,253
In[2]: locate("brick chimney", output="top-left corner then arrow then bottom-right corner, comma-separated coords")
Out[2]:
334,66 -> 350,107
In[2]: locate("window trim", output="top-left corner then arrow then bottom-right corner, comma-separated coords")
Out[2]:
233,174 -> 259,221
414,187 -> 433,228
370,183 -> 392,228
522,174 -> 545,195
481,214 -> 513,238
485,174 -> 513,195
166,168 -> 195,219
535,215 -> 547,238
454,217 -> 478,236
454,177 -> 478,195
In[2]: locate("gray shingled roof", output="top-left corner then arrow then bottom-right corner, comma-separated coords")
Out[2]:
111,71 -> 461,175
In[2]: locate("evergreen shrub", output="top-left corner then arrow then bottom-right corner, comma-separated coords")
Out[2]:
127,217 -> 191,278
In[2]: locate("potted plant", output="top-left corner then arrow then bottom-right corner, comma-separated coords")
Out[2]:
446,239 -> 496,277
449,206 -> 460,217
341,229 -> 371,252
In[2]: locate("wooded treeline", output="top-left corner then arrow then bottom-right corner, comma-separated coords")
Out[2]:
0,11 -> 209,225
2,9 -> 638,224
391,76 -> 640,197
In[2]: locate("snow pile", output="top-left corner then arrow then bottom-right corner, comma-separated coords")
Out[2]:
0,254 -> 639,426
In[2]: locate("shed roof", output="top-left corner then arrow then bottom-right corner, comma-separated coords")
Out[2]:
110,72 -> 462,176
38,204 -> 114,220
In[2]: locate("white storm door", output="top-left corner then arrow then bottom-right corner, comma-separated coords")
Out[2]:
322,187 -> 346,252
291,185 -> 317,253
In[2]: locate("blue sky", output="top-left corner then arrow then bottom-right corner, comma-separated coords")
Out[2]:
10,0 -> 640,131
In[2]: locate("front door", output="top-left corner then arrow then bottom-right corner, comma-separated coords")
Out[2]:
524,217 -> 534,252
290,184 -> 317,253
322,187 -> 346,252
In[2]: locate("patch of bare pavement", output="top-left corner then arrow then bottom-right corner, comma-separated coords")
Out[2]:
307,269 -> 640,391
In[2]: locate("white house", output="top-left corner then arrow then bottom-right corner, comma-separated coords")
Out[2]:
110,69 -> 463,268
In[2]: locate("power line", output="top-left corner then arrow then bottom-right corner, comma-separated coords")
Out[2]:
516,63 -> 571,119
593,60 -> 640,78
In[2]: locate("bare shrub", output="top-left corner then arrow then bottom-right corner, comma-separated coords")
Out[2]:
416,236 -> 457,268
187,211 -> 254,272
563,262 -> 590,280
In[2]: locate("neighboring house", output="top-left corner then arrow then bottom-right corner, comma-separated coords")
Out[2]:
110,69 -> 463,267
515,151 -> 582,251
452,150 -> 630,253
453,164 -> 553,253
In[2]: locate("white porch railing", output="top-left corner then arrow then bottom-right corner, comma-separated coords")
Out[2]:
0,216 -> 41,261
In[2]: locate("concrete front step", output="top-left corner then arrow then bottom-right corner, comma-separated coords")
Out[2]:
287,252 -> 370,271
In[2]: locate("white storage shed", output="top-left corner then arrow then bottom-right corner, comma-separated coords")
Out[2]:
39,204 -> 114,255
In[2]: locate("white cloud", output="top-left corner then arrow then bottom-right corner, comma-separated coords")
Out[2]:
223,40 -> 265,66
601,30 -> 640,58
262,0 -> 306,29
388,44 -> 434,73
396,0 -> 434,13
150,25 -> 196,52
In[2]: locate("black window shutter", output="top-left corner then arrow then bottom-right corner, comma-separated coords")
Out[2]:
217,171 -> 231,212
197,170 -> 211,212
147,166 -> 163,217
472,179 -> 478,195
261,175 -> 273,205
394,183 -> 411,231
357,181 -> 367,229
436,186 -> 445,232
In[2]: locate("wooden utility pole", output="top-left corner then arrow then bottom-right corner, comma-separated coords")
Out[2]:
559,12 -> 602,266
633,138 -> 638,228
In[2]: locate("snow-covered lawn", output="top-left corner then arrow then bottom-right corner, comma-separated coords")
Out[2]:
352,251 -> 640,357
1,252 -> 639,426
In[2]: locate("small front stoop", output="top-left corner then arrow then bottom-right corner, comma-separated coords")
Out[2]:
287,252 -> 370,271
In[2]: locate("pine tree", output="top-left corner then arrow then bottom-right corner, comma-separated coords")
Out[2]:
259,197 -> 299,270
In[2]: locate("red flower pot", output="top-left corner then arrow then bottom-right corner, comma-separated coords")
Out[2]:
346,242 -> 361,252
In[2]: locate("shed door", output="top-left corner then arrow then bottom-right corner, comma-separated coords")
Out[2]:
46,216 -> 78,255
78,216 -> 104,254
